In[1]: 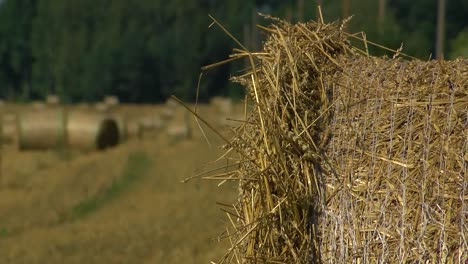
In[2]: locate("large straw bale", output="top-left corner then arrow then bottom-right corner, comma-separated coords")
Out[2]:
213,17 -> 467,264
66,111 -> 119,150
17,109 -> 66,150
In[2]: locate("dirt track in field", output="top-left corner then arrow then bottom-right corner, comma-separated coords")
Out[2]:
0,104 -> 240,263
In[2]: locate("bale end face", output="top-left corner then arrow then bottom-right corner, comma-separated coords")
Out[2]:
96,118 -> 119,150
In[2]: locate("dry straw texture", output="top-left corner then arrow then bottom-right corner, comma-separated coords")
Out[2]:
212,16 -> 467,263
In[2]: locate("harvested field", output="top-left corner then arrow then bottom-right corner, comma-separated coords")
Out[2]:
0,102 -> 244,263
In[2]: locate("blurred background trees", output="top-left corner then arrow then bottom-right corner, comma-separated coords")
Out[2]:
0,0 -> 466,103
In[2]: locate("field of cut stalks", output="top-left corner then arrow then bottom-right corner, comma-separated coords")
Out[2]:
0,101 -> 243,264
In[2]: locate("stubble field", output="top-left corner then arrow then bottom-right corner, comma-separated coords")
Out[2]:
0,103 -> 241,264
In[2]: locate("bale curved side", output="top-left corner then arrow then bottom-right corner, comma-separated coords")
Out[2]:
1,113 -> 18,145
66,111 -> 119,150
214,17 -> 467,264
17,109 -> 66,150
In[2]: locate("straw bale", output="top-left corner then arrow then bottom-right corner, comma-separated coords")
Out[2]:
140,116 -> 165,131
46,94 -> 60,105
106,114 -> 128,142
66,111 -> 119,150
166,122 -> 190,141
31,101 -> 46,110
94,102 -> 109,113
125,121 -> 143,139
214,17 -> 467,264
161,108 -> 175,121
17,109 -> 66,150
1,113 -> 17,144
103,95 -> 120,107
219,113 -> 246,128
165,97 -> 180,109
211,96 -> 233,115
166,110 -> 191,141
76,102 -> 91,110
211,96 -> 235,127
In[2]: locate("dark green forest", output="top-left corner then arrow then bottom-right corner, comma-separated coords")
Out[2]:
0,0 -> 467,103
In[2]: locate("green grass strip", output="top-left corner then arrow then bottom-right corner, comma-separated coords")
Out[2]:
0,227 -> 9,237
69,151 -> 151,220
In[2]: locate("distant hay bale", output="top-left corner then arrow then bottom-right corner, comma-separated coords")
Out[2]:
17,109 -> 66,150
94,102 -> 109,113
31,101 -> 46,110
212,17 -> 468,263
125,121 -> 143,140
1,113 -> 18,144
140,116 -> 164,131
67,111 -> 119,150
211,96 -> 234,126
0,99 -> 4,107
46,94 -> 60,105
166,111 -> 191,141
106,114 -> 128,141
211,96 -> 233,114
166,122 -> 190,141
103,95 -> 120,108
160,108 -> 175,121
165,97 -> 179,109
220,113 -> 246,127
107,114 -> 146,141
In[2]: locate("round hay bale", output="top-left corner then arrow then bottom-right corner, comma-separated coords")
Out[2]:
166,111 -> 191,141
17,109 -> 66,150
211,96 -> 233,115
125,121 -> 142,140
103,95 -> 119,107
166,122 -> 190,141
1,113 -> 18,144
160,108 -> 175,121
0,99 -> 5,107
67,111 -> 120,150
31,101 -> 46,110
46,94 -> 60,105
140,116 -> 164,131
94,102 -> 109,113
107,114 -> 127,141
165,97 -> 179,109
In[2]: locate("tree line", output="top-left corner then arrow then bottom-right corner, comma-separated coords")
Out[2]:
0,0 -> 466,103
